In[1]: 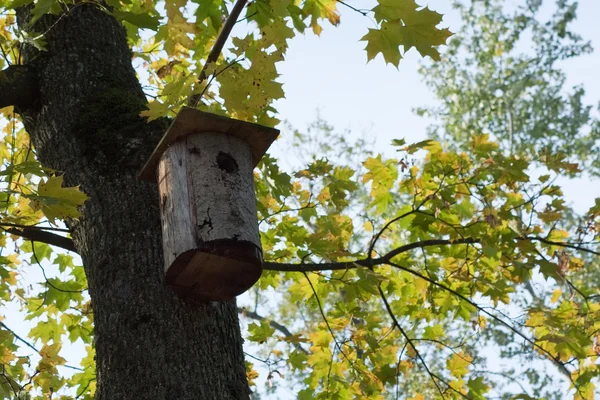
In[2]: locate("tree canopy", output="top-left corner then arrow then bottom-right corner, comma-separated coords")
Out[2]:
0,0 -> 597,399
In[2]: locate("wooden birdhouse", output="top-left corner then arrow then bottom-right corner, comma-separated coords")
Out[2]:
139,107 -> 279,301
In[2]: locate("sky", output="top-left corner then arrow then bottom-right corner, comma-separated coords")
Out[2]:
275,0 -> 600,146
3,0 -> 600,397
270,0 -> 600,212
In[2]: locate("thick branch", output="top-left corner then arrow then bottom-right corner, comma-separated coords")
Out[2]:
3,226 -> 76,252
0,65 -> 38,109
263,238 -> 479,272
263,235 -> 600,273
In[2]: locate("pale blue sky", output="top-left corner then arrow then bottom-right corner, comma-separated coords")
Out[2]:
275,0 -> 600,145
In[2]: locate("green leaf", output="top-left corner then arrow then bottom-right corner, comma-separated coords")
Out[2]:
401,139 -> 437,154
361,25 -> 403,66
247,320 -> 275,344
467,376 -> 490,398
391,138 -> 406,147
422,324 -> 444,340
7,0 -> 32,9
193,0 -> 223,30
30,0 -> 62,24
113,10 -> 160,30
363,0 -> 452,65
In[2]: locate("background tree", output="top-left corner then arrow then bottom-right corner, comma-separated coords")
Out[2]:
417,0 -> 600,172
0,0 -> 597,399
413,0 -> 600,397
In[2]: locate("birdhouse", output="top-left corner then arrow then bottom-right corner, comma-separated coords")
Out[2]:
139,107 -> 279,301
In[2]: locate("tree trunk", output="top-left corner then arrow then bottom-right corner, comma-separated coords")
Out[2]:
16,5 -> 250,399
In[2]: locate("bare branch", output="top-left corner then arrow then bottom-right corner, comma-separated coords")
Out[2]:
264,236 -> 600,273
263,238 -> 479,272
524,236 -> 600,256
3,226 -> 77,252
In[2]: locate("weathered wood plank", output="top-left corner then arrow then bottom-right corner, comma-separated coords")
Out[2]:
139,107 -> 279,181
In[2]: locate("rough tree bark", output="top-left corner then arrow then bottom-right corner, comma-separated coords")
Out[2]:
10,4 -> 250,399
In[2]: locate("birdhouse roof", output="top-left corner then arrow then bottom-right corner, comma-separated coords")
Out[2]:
139,107 -> 280,181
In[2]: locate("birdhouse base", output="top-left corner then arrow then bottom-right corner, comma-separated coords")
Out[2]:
166,240 -> 263,301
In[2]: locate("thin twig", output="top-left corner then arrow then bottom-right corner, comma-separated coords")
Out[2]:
335,0 -> 369,17
31,241 -> 85,293
0,321 -> 84,371
377,285 -> 448,398
302,272 -> 356,369
75,378 -> 96,399
385,260 -> 575,381
524,236 -> 600,256
0,322 -> 38,353
195,57 -> 243,102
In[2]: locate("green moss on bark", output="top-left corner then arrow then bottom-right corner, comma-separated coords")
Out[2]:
74,86 -> 167,172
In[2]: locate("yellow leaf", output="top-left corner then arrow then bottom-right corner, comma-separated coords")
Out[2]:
140,100 -> 171,121
317,186 -> 331,204
447,352 -> 472,378
38,343 -> 66,372
34,175 -> 88,223
397,359 -> 414,374
551,289 -> 562,304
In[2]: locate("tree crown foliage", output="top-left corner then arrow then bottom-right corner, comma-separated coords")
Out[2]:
0,0 -> 597,399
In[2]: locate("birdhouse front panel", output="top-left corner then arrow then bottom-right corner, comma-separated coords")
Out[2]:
186,132 -> 261,248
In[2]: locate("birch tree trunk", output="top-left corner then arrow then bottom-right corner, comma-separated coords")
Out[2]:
13,5 -> 250,399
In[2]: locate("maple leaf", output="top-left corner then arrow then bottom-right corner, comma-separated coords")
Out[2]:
140,100 -> 171,121
302,0 -> 340,35
29,175 -> 88,223
397,21 -> 453,60
38,343 -> 66,372
262,20 -> 295,49
364,0 -> 452,65
373,0 -> 423,22
361,25 -> 403,66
